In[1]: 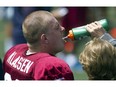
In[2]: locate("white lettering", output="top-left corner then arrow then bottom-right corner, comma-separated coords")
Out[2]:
20,58 -> 27,72
7,52 -> 34,73
24,61 -> 33,73
17,57 -> 23,70
7,52 -> 17,64
11,57 -> 20,68
4,73 -> 12,81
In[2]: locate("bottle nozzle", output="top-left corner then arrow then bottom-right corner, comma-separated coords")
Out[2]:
67,30 -> 74,40
62,30 -> 74,42
62,36 -> 69,42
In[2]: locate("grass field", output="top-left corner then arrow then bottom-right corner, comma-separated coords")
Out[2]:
0,20 -> 6,61
73,71 -> 88,80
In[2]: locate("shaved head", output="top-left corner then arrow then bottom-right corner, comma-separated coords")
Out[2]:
22,11 -> 56,44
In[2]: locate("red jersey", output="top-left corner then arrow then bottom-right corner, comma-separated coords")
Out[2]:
3,44 -> 74,80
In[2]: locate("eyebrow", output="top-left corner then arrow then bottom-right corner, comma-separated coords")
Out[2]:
54,22 -> 60,29
56,22 -> 59,27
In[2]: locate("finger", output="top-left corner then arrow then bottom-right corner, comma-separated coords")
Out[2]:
94,21 -> 102,29
85,24 -> 93,32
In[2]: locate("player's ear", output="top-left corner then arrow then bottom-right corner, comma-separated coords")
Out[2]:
41,34 -> 48,43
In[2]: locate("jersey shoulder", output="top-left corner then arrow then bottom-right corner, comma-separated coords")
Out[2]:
33,54 -> 74,80
6,44 -> 27,54
38,54 -> 68,67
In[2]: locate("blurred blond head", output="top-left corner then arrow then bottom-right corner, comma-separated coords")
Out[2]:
79,38 -> 116,80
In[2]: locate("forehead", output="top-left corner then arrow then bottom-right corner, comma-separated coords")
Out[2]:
49,18 -> 59,28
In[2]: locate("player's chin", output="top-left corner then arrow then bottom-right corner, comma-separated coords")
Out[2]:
60,44 -> 65,51
62,38 -> 66,44
57,44 -> 64,52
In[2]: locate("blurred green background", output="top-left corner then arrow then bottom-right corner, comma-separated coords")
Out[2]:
0,20 -> 5,60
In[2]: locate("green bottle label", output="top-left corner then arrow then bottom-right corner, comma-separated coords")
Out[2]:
72,26 -> 89,40
72,19 -> 109,40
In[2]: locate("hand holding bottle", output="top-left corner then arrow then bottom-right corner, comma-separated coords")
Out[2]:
85,21 -> 106,38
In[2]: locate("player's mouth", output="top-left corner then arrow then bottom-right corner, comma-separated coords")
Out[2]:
62,36 -> 71,43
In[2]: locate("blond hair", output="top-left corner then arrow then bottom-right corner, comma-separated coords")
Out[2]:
79,38 -> 116,80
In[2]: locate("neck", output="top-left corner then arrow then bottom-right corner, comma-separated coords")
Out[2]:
27,43 -> 41,53
27,43 -> 56,56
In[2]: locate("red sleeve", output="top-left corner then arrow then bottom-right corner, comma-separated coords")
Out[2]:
3,45 -> 17,73
33,57 -> 74,80
3,44 -> 27,74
